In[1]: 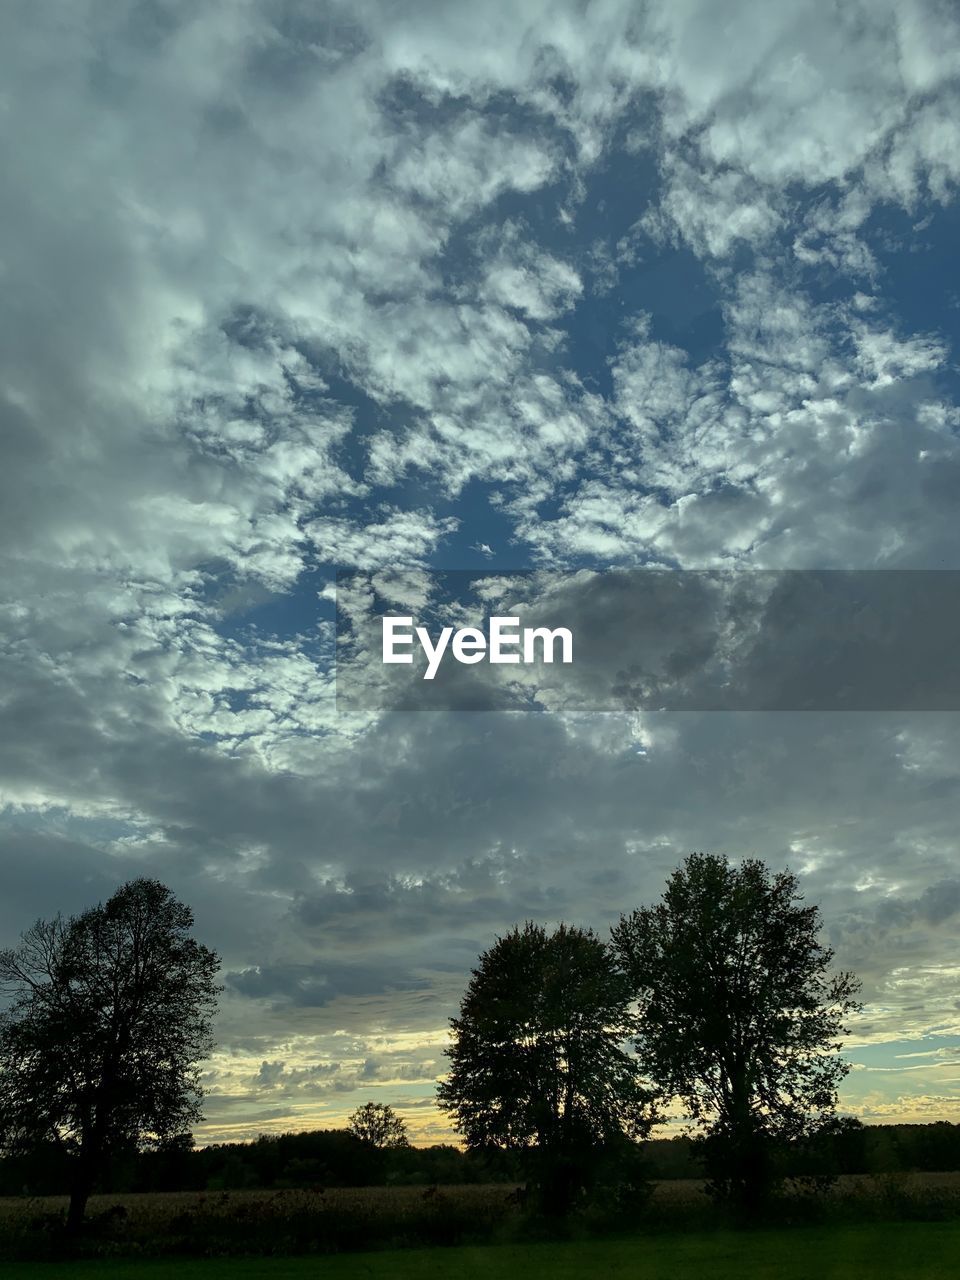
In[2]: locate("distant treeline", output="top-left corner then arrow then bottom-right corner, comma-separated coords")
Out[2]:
0,1132 -> 492,1196
3,1121 -> 960,1197
643,1122 -> 960,1181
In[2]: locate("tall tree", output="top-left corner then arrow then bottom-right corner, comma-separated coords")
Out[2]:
0,878 -> 220,1232
347,1101 -> 409,1149
611,853 -> 861,1216
437,921 -> 653,1213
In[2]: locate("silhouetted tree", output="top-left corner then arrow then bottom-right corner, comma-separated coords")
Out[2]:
348,1102 -> 410,1149
438,921 -> 653,1214
0,878 -> 220,1232
611,853 -> 861,1218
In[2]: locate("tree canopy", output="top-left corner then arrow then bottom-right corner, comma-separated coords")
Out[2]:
611,852 -> 861,1215
0,878 -> 221,1231
437,921 -> 653,1212
348,1102 -> 409,1149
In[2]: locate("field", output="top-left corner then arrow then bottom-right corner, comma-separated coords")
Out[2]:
0,1183 -> 524,1260
0,1222 -> 958,1280
1,1175 -> 960,1268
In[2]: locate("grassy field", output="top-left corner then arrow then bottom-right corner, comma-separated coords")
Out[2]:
2,1175 -> 960,1268
0,1222 -> 958,1279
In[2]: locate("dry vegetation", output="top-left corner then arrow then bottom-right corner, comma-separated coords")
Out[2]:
0,1181 -> 516,1231
2,1174 -> 960,1261
0,1183 -> 521,1259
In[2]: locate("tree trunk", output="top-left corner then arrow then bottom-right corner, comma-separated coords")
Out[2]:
730,1128 -> 771,1223
725,1068 -> 770,1221
65,1156 -> 95,1236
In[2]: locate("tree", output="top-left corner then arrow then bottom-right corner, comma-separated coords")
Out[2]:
347,1102 -> 410,1149
437,921 -> 653,1214
611,853 -> 861,1217
0,878 -> 220,1232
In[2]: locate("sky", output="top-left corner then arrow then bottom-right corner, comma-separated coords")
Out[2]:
2,0 -> 960,1145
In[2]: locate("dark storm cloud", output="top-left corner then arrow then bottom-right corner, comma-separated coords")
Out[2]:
876,880 -> 960,930
226,960 -> 431,1008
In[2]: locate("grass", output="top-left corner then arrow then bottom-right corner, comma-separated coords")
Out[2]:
0,1222 -> 958,1279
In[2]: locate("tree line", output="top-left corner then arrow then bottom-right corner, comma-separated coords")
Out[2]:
0,853 -> 874,1230
4,1115 -> 960,1200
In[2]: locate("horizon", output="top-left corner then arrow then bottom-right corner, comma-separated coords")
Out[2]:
186,1110 -> 960,1154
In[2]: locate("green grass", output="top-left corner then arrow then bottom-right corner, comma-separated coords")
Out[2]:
1,1222 -> 958,1280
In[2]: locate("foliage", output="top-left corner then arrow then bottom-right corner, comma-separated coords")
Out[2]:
348,1103 -> 409,1150
611,853 -> 861,1217
0,878 -> 221,1231
438,921 -> 654,1213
